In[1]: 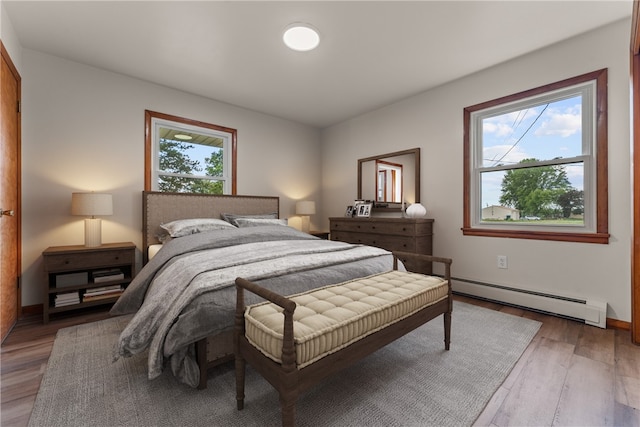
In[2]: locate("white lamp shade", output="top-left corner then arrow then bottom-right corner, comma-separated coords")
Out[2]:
71,192 -> 113,217
296,201 -> 316,215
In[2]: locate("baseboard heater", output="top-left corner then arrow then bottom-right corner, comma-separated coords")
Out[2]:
452,277 -> 607,328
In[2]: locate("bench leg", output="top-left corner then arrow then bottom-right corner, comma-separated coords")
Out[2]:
235,355 -> 246,410
280,394 -> 296,427
444,311 -> 451,351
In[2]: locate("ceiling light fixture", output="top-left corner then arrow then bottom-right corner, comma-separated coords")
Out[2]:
283,23 -> 320,52
174,134 -> 193,140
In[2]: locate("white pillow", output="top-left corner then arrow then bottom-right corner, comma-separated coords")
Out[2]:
160,218 -> 236,238
234,218 -> 288,228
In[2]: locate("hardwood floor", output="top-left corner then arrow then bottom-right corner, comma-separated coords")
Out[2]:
1,297 -> 639,426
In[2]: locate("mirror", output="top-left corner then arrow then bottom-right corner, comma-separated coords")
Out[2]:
358,148 -> 420,210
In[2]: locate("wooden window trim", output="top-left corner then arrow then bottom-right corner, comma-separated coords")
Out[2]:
462,69 -> 609,244
630,0 -> 640,344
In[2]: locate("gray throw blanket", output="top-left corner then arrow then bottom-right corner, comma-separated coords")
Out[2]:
112,226 -> 394,387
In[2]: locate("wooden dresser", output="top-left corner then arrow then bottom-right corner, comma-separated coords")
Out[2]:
329,217 -> 434,274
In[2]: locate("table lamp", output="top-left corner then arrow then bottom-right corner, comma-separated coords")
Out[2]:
296,200 -> 316,233
71,192 -> 113,247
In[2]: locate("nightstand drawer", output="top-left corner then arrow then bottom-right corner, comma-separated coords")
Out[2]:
44,249 -> 134,272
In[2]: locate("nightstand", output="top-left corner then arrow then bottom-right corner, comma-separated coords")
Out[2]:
309,231 -> 330,240
42,242 -> 136,323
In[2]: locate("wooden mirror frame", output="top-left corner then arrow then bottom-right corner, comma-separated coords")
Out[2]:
357,148 -> 420,211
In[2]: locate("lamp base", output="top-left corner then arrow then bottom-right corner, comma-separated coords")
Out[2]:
84,218 -> 102,247
300,215 -> 310,234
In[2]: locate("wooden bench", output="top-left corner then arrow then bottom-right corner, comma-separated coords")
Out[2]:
234,251 -> 452,427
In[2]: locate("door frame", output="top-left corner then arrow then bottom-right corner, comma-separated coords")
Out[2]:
1,40 -> 22,326
631,1 -> 640,344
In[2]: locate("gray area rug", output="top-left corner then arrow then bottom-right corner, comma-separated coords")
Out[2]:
28,301 -> 541,427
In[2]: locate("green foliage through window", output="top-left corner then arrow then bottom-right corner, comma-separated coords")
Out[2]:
498,159 -> 582,219
158,138 -> 224,194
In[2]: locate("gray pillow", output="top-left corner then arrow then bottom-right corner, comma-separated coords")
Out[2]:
160,218 -> 236,238
221,212 -> 278,227
235,218 -> 288,228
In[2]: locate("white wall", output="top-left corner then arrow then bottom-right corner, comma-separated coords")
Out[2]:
1,1 -> 22,70
20,50 -> 321,306
321,18 -> 632,321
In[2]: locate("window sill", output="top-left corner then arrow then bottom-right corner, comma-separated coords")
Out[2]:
461,227 -> 609,244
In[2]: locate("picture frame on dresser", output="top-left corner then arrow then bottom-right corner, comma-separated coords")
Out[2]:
355,202 -> 372,217
345,205 -> 355,217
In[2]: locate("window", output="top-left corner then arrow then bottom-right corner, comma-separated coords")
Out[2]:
462,69 -> 608,243
145,110 -> 237,194
376,160 -> 403,203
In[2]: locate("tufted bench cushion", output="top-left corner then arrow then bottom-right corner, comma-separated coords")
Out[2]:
244,270 -> 448,368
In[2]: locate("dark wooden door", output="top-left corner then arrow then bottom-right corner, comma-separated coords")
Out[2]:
1,42 -> 21,342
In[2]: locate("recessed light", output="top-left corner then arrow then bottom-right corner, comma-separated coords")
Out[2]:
283,23 -> 320,52
174,134 -> 193,140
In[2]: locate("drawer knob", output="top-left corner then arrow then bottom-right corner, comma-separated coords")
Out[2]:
65,260 -> 70,265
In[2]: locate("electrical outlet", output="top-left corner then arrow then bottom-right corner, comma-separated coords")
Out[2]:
497,255 -> 508,269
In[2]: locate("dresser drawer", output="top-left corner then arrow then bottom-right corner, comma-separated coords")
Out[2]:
330,217 -> 434,275
331,231 -> 416,252
43,248 -> 134,272
330,219 -> 432,236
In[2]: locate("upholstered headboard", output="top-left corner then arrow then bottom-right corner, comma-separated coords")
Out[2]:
142,191 -> 280,263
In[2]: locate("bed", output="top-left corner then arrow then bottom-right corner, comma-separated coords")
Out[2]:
111,191 -> 399,389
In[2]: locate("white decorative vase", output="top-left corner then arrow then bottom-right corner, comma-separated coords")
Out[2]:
405,203 -> 426,218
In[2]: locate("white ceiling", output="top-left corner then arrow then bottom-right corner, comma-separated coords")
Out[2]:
4,1 -> 633,128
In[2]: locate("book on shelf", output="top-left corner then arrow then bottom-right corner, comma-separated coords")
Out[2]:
55,300 -> 80,307
83,291 -> 123,302
84,285 -> 122,296
92,268 -> 124,283
94,273 -> 124,283
54,291 -> 80,307
55,291 -> 79,300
